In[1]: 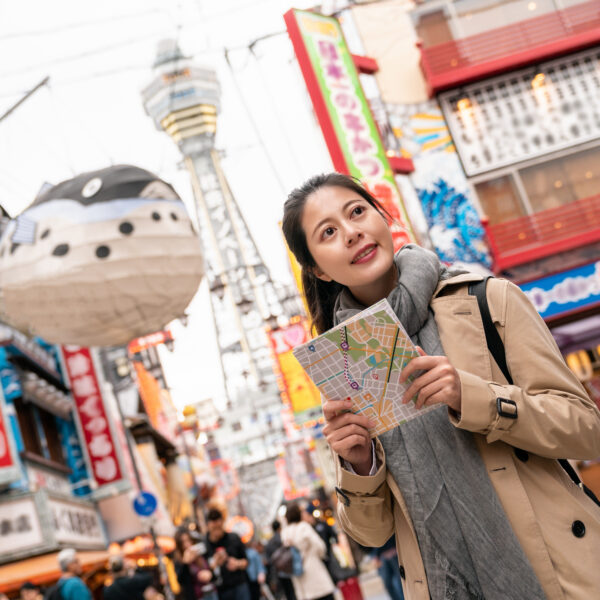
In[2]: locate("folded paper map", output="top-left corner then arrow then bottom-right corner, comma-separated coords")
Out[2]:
292,299 -> 436,436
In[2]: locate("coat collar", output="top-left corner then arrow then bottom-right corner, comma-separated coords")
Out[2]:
433,272 -> 486,299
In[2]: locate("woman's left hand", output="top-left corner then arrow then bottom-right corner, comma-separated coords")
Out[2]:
400,347 -> 462,413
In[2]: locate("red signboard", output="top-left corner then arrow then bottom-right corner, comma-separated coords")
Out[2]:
61,346 -> 124,487
128,329 -> 173,355
0,409 -> 14,469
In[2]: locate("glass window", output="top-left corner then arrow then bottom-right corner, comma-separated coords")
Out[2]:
519,146 -> 600,212
474,175 -> 526,224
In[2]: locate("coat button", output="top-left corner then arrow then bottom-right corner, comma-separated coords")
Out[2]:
399,565 -> 405,580
572,520 -> 586,538
514,448 -> 529,462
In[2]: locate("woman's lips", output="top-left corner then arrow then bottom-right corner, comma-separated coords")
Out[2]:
352,244 -> 377,264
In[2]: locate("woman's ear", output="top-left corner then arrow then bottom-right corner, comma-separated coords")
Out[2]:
313,266 -> 333,282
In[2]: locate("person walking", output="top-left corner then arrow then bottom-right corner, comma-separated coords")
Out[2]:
264,520 -> 296,600
371,537 -> 404,600
52,549 -> 92,600
173,529 -> 217,600
103,555 -> 156,600
281,503 -> 336,600
246,540 -> 267,600
282,172 -> 600,600
204,508 -> 251,600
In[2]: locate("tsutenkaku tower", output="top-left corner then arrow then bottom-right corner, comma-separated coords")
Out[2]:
142,40 -> 300,467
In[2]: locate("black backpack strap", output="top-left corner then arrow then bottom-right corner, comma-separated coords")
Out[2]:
468,276 -> 600,508
468,277 -> 513,385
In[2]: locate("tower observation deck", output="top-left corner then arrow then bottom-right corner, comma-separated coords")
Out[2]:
142,41 -> 301,481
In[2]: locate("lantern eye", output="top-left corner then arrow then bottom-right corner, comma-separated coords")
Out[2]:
152,212 -> 161,221
96,245 -> 110,259
52,244 -> 69,256
170,212 -> 178,221
41,229 -> 50,239
119,222 -> 134,235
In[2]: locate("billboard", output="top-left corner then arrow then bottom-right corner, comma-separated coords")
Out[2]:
284,8 -> 416,250
520,260 -> 600,320
267,319 -> 323,426
61,346 -> 126,489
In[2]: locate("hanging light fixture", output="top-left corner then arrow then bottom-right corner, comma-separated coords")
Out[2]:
0,165 -> 204,347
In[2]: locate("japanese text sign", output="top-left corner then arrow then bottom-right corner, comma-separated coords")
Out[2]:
284,9 -> 415,250
61,346 -> 124,487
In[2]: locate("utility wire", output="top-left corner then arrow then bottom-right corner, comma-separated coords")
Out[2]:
223,48 -> 288,195
0,8 -> 167,40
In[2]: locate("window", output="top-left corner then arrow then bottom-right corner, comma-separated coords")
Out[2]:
520,146 -> 600,212
473,144 -> 600,224
475,175 -> 526,224
14,397 -> 65,465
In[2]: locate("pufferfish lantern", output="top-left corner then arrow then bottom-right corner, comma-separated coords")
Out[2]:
0,165 -> 204,347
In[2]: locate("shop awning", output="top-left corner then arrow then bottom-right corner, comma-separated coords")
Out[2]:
0,550 -> 109,594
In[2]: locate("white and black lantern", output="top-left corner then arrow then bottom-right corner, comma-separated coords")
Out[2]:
0,165 -> 204,346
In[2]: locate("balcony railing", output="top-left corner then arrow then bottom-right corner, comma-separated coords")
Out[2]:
482,195 -> 600,271
419,0 -> 600,94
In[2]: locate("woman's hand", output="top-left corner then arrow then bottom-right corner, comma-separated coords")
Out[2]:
198,569 -> 213,583
400,347 -> 462,413
322,399 -> 374,475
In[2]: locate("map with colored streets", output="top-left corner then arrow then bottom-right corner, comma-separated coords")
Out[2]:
293,299 -> 436,436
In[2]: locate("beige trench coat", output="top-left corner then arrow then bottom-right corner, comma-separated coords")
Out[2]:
334,274 -> 600,600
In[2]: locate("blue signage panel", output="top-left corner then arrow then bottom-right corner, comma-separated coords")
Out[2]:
519,261 -> 600,319
132,491 -> 158,517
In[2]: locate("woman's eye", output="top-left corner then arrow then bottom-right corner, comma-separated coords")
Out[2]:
351,205 -> 365,217
322,227 -> 335,239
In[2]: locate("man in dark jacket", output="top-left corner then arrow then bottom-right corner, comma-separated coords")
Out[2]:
205,508 -> 251,600
103,555 -> 156,600
264,520 -> 296,600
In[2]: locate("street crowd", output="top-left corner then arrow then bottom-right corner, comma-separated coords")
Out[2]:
2,503 -> 403,600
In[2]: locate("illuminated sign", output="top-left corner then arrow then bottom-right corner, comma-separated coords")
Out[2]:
128,329 -> 173,354
267,319 -> 322,426
520,261 -> 600,319
0,386 -> 19,487
284,9 -> 415,250
439,47 -> 600,176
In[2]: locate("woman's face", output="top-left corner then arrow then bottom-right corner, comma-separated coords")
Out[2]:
302,185 -> 396,303
180,533 -> 192,550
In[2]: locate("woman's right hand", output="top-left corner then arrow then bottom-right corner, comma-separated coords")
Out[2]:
322,399 -> 373,475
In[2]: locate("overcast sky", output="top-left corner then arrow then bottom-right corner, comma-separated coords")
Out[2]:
0,0 -> 335,410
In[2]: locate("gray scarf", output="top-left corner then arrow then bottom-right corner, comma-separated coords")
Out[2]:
334,244 -> 545,600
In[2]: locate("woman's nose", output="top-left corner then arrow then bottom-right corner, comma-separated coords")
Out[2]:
344,227 -> 362,245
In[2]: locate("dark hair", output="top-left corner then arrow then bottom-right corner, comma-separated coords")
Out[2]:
282,173 -> 390,334
285,503 -> 302,524
271,519 -> 281,532
207,508 -> 223,522
174,528 -> 193,557
20,582 -> 38,591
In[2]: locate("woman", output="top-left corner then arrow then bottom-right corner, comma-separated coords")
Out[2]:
281,504 -> 336,600
282,172 -> 600,600
174,529 -> 217,600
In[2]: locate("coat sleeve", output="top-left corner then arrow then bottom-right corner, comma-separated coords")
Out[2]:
452,279 -> 600,459
335,439 -> 396,547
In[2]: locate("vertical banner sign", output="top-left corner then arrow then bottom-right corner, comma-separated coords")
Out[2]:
61,346 -> 124,487
284,9 -> 416,250
0,386 -> 20,487
267,320 -> 323,426
210,458 -> 240,501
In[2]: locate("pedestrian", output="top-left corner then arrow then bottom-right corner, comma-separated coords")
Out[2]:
302,508 -> 340,583
246,540 -> 267,600
370,537 -> 404,600
282,172 -> 600,600
173,529 -> 217,600
204,508 -> 251,600
281,503 -> 335,600
102,555 -> 157,600
51,549 -> 92,600
20,582 -> 43,600
264,520 -> 296,600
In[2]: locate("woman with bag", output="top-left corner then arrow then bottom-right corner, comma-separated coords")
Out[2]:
282,172 -> 600,600
281,504 -> 336,600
